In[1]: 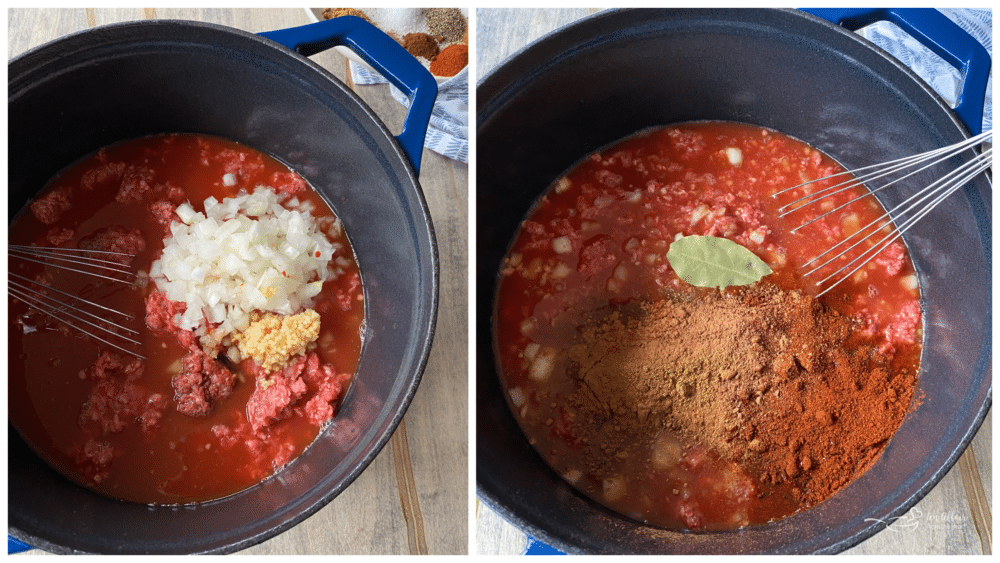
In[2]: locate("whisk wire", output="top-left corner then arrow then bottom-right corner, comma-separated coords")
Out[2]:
804,146 -> 992,273
8,245 -> 145,358
9,245 -> 135,283
808,148 -> 991,292
9,272 -> 135,321
774,131 -> 991,296
8,281 -> 145,358
777,131 -> 993,229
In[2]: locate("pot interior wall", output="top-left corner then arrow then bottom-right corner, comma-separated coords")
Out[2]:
477,9 -> 990,554
9,21 -> 436,554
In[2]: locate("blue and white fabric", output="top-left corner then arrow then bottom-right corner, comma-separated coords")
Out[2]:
351,62 -> 469,164
859,8 -> 992,133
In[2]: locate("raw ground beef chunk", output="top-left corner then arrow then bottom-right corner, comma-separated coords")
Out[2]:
145,291 -> 196,350
246,356 -> 310,432
245,352 -> 352,432
172,350 -> 237,416
30,186 -> 73,224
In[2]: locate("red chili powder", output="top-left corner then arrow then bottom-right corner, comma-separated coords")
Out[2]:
430,44 -> 467,77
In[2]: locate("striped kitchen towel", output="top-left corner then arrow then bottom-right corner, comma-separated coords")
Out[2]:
860,8 -> 992,133
351,62 -> 469,164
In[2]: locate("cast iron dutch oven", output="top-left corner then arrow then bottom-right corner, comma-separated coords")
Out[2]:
9,16 -> 439,554
477,8 -> 990,554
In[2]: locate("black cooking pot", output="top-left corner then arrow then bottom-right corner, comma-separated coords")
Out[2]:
9,17 -> 439,554
477,8 -> 990,554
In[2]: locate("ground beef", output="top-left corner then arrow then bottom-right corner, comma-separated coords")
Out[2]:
211,421 -> 246,449
885,300 -> 921,347
145,291 -> 197,350
147,181 -> 186,204
520,220 -> 555,252
79,379 -> 147,434
246,356 -> 310,432
578,235 -> 617,279
706,215 -> 739,238
46,227 -> 75,246
270,171 -> 308,196
667,128 -> 707,159
335,271 -> 362,312
139,393 -> 168,433
735,203 -> 765,230
269,440 -> 297,470
875,241 -> 906,276
301,354 -> 351,427
116,164 -> 156,204
81,161 -> 126,191
215,148 -> 265,185
239,435 -> 298,481
149,199 -> 180,232
83,350 -> 145,382
595,169 -> 623,188
30,186 -> 73,224
172,349 -> 236,417
79,225 -> 146,266
70,439 -> 116,484
244,352 -> 350,432
164,182 -> 186,202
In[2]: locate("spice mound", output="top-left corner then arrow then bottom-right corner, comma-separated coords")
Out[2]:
321,7 -> 370,23
568,283 -> 917,511
425,8 -> 466,44
402,32 -> 440,61
430,44 -> 468,77
321,8 -> 468,77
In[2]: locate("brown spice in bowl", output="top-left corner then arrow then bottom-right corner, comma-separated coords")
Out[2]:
401,32 -> 440,61
321,7 -> 371,24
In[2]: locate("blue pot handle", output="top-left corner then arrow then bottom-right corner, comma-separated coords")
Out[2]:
260,16 -> 438,173
802,8 -> 990,135
8,536 -> 32,554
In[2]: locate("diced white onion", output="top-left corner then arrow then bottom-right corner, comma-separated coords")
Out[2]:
725,147 -> 743,166
552,236 -> 573,254
524,342 -> 541,361
555,177 -> 572,193
508,387 -> 527,409
175,202 -> 197,224
150,186 -> 338,343
528,347 -> 557,382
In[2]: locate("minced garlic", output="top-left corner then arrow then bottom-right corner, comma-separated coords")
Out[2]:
235,309 -> 321,372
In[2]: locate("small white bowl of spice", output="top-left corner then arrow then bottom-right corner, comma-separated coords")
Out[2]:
307,8 -> 468,83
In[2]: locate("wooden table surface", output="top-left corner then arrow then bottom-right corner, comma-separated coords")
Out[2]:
474,8 -> 992,556
8,8 -> 468,555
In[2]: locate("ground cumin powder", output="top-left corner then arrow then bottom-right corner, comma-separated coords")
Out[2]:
565,282 -> 916,507
401,32 -> 439,61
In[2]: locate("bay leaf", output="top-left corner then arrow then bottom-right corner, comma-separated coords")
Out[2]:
666,235 -> 772,289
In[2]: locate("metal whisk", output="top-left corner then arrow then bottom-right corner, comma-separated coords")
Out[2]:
774,130 -> 992,296
8,245 -> 145,358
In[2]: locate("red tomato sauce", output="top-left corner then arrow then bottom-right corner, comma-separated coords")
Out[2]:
9,133 -> 364,504
493,122 -> 922,529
